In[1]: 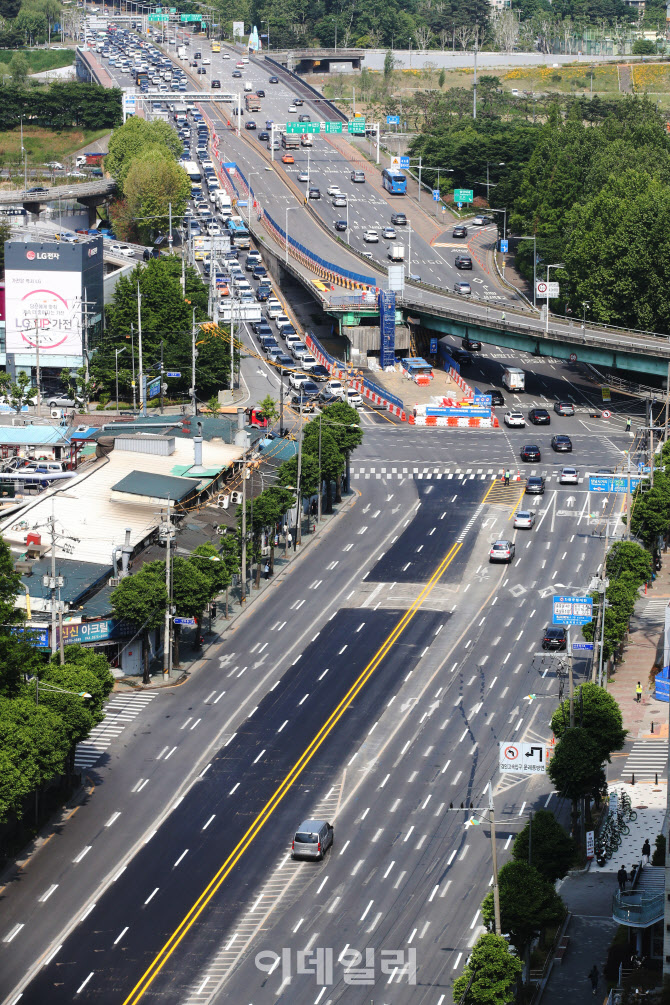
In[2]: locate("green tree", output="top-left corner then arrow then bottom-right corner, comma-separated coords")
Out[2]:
217,531 -> 241,617
8,51 -> 28,86
548,726 -> 605,832
0,696 -> 69,821
0,370 -> 37,413
302,420 -> 344,513
0,219 -> 10,277
168,555 -> 211,655
111,566 -> 168,683
383,49 -> 395,80
630,471 -> 670,548
481,860 -> 564,970
452,932 -> 523,1005
258,394 -> 279,427
206,395 -> 221,414
551,682 -> 626,763
320,402 -> 363,499
0,533 -> 39,697
606,541 -> 653,585
512,809 -> 576,882
191,541 -> 232,614
632,38 -> 656,54
106,116 -> 183,185
278,452 -> 321,503
123,150 -> 191,244
438,68 -> 446,88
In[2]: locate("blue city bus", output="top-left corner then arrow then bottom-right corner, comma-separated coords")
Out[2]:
226,216 -> 251,249
381,168 -> 407,195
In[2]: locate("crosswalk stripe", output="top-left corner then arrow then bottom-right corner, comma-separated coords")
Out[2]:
74,693 -> 159,770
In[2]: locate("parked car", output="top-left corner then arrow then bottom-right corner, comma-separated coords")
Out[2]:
489,539 -> 515,563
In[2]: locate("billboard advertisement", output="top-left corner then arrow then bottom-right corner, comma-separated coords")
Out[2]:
5,267 -> 83,355
232,20 -> 244,36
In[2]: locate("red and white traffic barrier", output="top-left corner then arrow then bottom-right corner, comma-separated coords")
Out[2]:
409,416 -> 499,428
304,335 -> 407,421
449,367 -> 474,399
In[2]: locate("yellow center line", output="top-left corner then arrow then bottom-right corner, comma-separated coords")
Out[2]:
123,540 -> 463,1005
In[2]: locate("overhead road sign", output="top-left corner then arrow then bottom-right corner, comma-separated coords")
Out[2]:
573,642 -> 594,651
180,13 -> 204,20
286,121 -> 320,134
386,115 -> 400,124
536,281 -> 559,298
552,595 -> 593,626
588,474 -> 643,493
148,14 -> 169,20
499,741 -> 549,774
453,189 -> 473,203
348,119 -> 365,134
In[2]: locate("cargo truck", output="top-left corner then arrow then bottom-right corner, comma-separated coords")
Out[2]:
245,93 -> 261,112
281,132 -> 299,149
502,366 -> 525,392
388,243 -> 405,261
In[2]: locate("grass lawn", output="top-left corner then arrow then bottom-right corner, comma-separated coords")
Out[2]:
0,48 -> 75,73
0,127 -> 110,174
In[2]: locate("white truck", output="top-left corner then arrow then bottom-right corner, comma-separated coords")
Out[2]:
502,366 -> 525,392
177,45 -> 188,60
388,243 -> 405,262
215,191 -> 232,216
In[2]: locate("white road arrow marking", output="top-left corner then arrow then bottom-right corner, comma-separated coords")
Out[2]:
566,496 -> 576,507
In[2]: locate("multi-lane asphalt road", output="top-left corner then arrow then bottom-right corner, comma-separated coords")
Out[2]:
0,327 -> 637,1005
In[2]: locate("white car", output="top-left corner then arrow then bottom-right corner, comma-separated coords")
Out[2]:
109,243 -> 134,257
202,57 -> 210,64
300,354 -> 318,369
285,333 -> 302,347
504,411 -> 526,427
363,230 -> 379,243
289,372 -> 309,390
559,466 -> 579,484
46,161 -> 64,170
288,103 -> 297,112
345,388 -> 362,407
327,184 -> 342,197
325,380 -> 344,397
513,510 -> 535,530
266,302 -> 283,320
222,53 -> 230,59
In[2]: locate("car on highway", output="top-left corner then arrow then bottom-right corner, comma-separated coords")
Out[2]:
333,195 -> 347,207
318,392 -> 342,407
298,113 -> 311,122
525,474 -> 545,493
552,434 -> 573,452
258,130 -> 269,141
334,220 -> 347,232
455,255 -> 473,269
554,400 -> 575,416
351,170 -> 365,182
325,380 -> 344,397
453,281 -> 471,295
529,408 -> 551,424
327,184 -> 342,197
235,60 -> 244,67
232,69 -> 242,77
391,212 -> 407,225
257,88 -> 265,97
281,153 -> 295,164
245,120 -> 257,130
452,226 -> 468,238
197,66 -> 206,74
289,371 -> 310,390
291,380 -> 320,399
54,231 -> 77,243
308,187 -> 321,199
364,230 -> 379,243
211,79 -> 221,88
202,57 -> 210,64
513,510 -> 535,529
274,354 -> 294,373
473,214 -> 492,225
520,444 -> 541,461
109,243 -> 134,257
46,161 -> 64,170
542,626 -> 567,651
300,354 -> 318,370
461,340 -> 481,354
309,365 -> 330,381
487,389 -> 504,406
294,98 -> 303,106
27,186 -> 47,193
382,226 -> 397,240
489,539 -> 515,563
269,75 -> 279,83
559,466 -> 578,484
297,171 -> 309,182
222,53 -> 231,59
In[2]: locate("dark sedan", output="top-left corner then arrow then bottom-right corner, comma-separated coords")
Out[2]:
275,354 -> 295,373
551,434 -> 573,452
525,475 -> 546,494
334,220 -> 347,232
455,255 -> 473,269
452,225 -> 468,238
521,444 -> 541,462
258,130 -> 269,142
542,626 -> 567,651
462,337 -> 481,351
309,365 -> 330,382
269,75 -> 279,83
529,408 -> 551,424
487,389 -> 504,406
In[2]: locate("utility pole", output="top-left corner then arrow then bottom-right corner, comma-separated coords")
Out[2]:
137,284 -> 146,417
33,321 -> 42,417
279,372 -> 285,437
295,388 -> 304,547
650,426 -> 655,489
317,413 -> 322,524
159,340 -> 165,415
488,782 -> 501,935
473,26 -> 478,120
130,323 -> 137,412
191,307 -> 197,416
241,457 -> 247,602
162,498 -> 172,680
568,628 -> 575,727
81,287 -> 94,414
230,299 -> 235,392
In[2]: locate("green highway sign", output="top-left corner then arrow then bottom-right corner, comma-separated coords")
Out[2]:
148,13 -> 168,20
323,121 -> 343,134
454,188 -> 473,203
286,121 -> 320,134
180,13 -> 204,20
169,6 -> 176,10
347,119 -> 365,134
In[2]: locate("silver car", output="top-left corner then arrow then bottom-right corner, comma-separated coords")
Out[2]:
513,510 -> 535,530
559,466 -> 578,484
292,819 -> 334,860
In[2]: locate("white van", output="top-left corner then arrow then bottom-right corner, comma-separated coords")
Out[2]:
243,80 -> 253,92
300,133 -> 313,147
502,366 -> 525,392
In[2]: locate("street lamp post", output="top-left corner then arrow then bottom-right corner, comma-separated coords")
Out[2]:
544,262 -> 565,337
484,161 -> 505,203
581,301 -> 590,329
285,206 -> 297,267
115,346 -> 126,413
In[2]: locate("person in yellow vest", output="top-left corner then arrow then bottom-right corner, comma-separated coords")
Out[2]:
635,681 -> 642,703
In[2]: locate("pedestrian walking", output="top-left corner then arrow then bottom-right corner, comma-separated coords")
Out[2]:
617,865 -> 627,892
587,965 -> 599,996
501,312 -> 506,321
263,562 -> 270,581
642,838 -> 651,863
626,417 -> 632,433
504,469 -> 510,487
635,681 -> 642,703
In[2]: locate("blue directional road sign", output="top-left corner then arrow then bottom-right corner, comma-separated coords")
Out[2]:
473,394 -> 493,407
174,617 -> 196,625
400,156 -> 410,169
552,596 -> 593,627
589,475 -> 642,493
429,338 -> 438,354
386,115 -> 400,125
573,643 -> 595,651
166,371 -> 181,378
432,189 -> 440,201
500,239 -> 508,253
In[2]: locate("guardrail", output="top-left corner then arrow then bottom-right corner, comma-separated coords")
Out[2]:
305,330 -> 406,420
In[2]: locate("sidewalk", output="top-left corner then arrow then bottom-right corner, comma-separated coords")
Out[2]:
539,567 -> 670,1003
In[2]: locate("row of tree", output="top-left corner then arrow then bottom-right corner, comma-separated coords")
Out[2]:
410,94 -> 670,332
582,541 -> 653,663
106,117 -> 191,245
0,81 -> 122,131
0,535 -> 115,829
